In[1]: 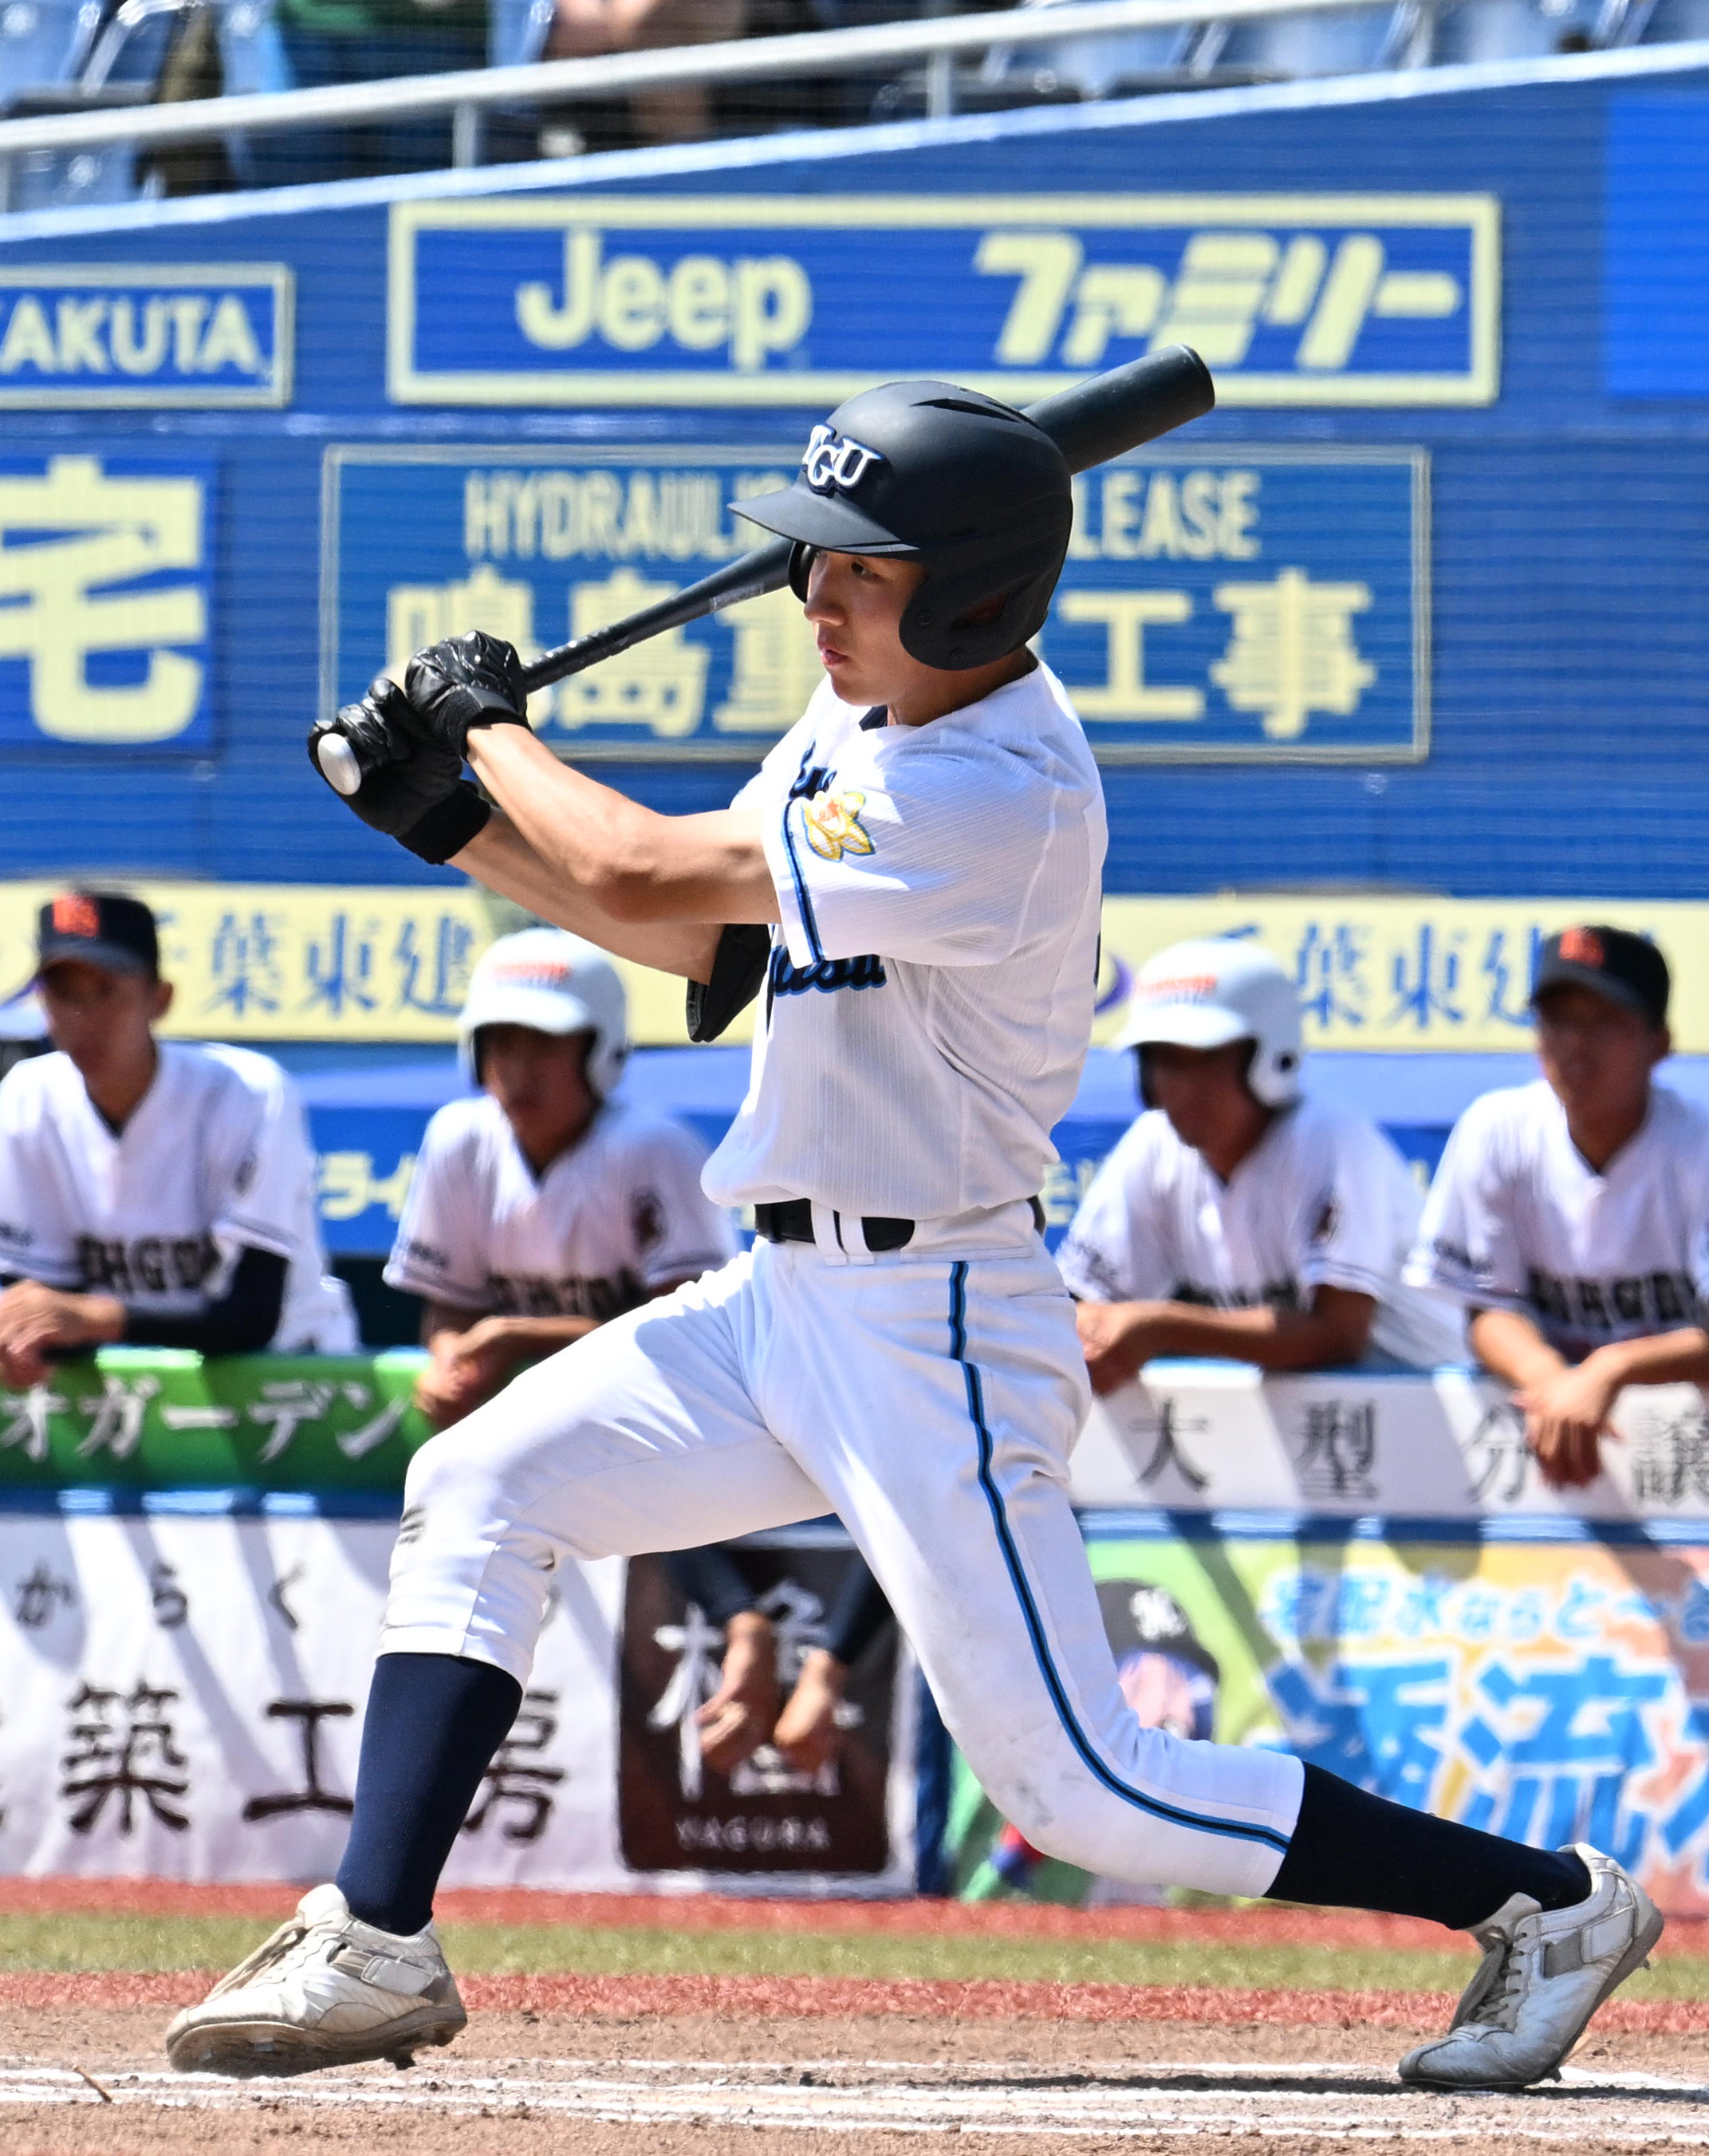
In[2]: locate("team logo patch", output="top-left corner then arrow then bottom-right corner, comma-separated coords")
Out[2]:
1560,925 -> 1605,968
52,894 -> 100,938
801,787 -> 874,861
801,424 -> 884,495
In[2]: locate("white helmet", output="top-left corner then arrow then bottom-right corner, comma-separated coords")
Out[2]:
1113,938 -> 1303,1108
457,928 -> 629,1098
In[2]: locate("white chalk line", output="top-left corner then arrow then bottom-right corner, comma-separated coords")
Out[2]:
0,2056 -> 1705,2139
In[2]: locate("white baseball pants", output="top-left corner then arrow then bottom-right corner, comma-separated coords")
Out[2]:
380,1238 -> 1303,1898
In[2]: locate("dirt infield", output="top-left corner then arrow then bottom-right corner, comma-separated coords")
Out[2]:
4,2008 -> 1709,2155
3,1882 -> 1707,2151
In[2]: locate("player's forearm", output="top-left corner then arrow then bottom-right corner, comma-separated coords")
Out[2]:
1140,1302 -> 1372,1370
1468,1307 -> 1569,1392
465,728 -> 778,928
453,811 -> 721,982
1582,1326 -> 1709,1392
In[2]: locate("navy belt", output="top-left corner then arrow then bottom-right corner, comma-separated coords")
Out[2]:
753,1199 -> 914,1252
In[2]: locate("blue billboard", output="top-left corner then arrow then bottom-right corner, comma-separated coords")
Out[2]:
389,193 -> 1497,408
328,443 -> 1425,763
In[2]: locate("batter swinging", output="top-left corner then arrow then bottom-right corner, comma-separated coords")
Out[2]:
168,383 -> 1660,2095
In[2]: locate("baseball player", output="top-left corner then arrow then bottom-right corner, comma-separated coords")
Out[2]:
0,891 -> 354,1378
1409,924 -> 1709,1489
1061,939 -> 1463,1390
171,385 -> 1658,2094
386,926 -> 735,1429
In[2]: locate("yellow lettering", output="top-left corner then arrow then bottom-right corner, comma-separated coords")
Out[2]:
1138,474 -> 1185,559
0,298 -> 56,375
730,257 -> 811,372
110,297 -> 169,376
1179,471 -> 1221,561
517,228 -> 600,351
1221,470 -> 1260,560
1101,471 -> 1140,561
195,294 -> 262,375
668,255 -> 730,350
1054,589 -> 1202,722
598,255 -> 667,352
975,230 -> 1082,365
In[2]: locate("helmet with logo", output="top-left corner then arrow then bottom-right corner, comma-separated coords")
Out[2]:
1114,937 -> 1303,1109
732,380 -> 1073,671
457,928 -> 629,1098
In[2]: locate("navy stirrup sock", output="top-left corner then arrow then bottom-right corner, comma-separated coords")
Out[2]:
336,1651 -> 522,1937
1267,1764 -> 1594,1931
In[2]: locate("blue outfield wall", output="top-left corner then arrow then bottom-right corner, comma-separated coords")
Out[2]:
0,46 -> 1707,897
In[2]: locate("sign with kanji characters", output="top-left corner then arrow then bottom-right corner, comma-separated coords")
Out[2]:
0,453 -> 216,749
948,1516 -> 1709,1919
0,1505 -> 918,1892
1050,449 -> 1425,763
324,443 -> 1425,764
388,195 -> 1498,408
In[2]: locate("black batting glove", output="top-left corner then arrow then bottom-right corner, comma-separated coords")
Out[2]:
308,676 -> 491,865
403,631 -> 532,760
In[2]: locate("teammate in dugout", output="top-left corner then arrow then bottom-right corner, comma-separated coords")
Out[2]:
171,383 -> 1660,2093
0,892 -> 355,1378
1408,924 -> 1709,1490
387,925 -> 736,1429
1061,938 -> 1463,1388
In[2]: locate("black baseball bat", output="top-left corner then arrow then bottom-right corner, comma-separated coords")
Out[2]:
317,345 -> 1214,795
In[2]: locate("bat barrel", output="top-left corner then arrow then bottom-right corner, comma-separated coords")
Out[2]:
1025,345 -> 1214,475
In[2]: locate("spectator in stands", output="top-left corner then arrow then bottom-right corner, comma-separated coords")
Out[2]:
1059,938 -> 1462,1391
0,891 -> 355,1380
385,925 -> 734,1429
1408,925 -> 1709,1490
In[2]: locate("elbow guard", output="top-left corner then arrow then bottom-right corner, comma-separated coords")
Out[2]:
686,924 -> 771,1044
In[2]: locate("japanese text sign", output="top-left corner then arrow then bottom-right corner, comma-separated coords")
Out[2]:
326,444 -> 1426,763
0,453 -> 215,750
388,194 -> 1499,408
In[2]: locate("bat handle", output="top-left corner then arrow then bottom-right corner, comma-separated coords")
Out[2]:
317,731 -> 367,798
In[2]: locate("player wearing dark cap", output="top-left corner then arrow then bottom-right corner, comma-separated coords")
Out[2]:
0,890 -> 354,1378
1409,924 -> 1709,1488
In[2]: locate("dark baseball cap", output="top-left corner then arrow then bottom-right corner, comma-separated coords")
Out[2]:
1532,924 -> 1669,1029
37,891 -> 159,979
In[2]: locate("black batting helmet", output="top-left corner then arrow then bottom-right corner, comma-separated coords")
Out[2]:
734,380 -> 1073,672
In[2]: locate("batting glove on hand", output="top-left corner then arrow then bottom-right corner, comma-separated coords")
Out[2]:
308,676 -> 491,865
403,631 -> 532,759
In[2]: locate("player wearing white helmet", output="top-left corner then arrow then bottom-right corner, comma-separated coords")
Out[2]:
1061,939 -> 1463,1389
172,381 -> 1660,2098
1409,924 -> 1709,1491
386,928 -> 734,1429
0,891 -> 353,1374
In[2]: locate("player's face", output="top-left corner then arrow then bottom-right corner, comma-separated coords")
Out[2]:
37,960 -> 171,1082
1142,1039 -> 1270,1166
1534,986 -> 1668,1124
479,1023 -> 598,1172
802,550 -> 932,712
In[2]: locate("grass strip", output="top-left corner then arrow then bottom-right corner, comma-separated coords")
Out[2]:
0,1910 -> 1703,2000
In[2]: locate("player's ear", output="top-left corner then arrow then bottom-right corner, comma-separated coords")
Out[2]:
150,976 -> 175,1023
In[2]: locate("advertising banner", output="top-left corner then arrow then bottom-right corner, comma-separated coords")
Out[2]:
0,266 -> 292,408
0,452 -> 217,752
0,1508 -> 915,1892
326,444 -> 1427,765
951,1523 -> 1709,1921
388,193 -> 1498,408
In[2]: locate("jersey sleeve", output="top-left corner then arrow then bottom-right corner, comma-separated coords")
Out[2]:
762,734 -> 1065,971
204,1063 -> 309,1278
384,1109 -> 491,1308
0,1070 -> 77,1287
1294,1117 -> 1416,1301
1055,1122 -> 1175,1303
619,1119 -> 738,1291
1405,1102 -> 1530,1313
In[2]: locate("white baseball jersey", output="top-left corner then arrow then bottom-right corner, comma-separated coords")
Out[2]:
0,1041 -> 356,1350
385,1094 -> 736,1318
1058,1095 -> 1466,1368
1407,1079 -> 1709,1358
702,665 -> 1106,1226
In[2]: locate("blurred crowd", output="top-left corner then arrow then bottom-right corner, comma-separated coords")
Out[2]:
1,886 -> 1703,1771
8,0 -> 1709,204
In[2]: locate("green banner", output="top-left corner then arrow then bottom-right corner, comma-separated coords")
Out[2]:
0,1350 -> 433,1490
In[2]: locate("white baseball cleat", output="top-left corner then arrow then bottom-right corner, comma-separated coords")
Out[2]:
1398,1844 -> 1662,2091
165,1882 -> 467,2078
